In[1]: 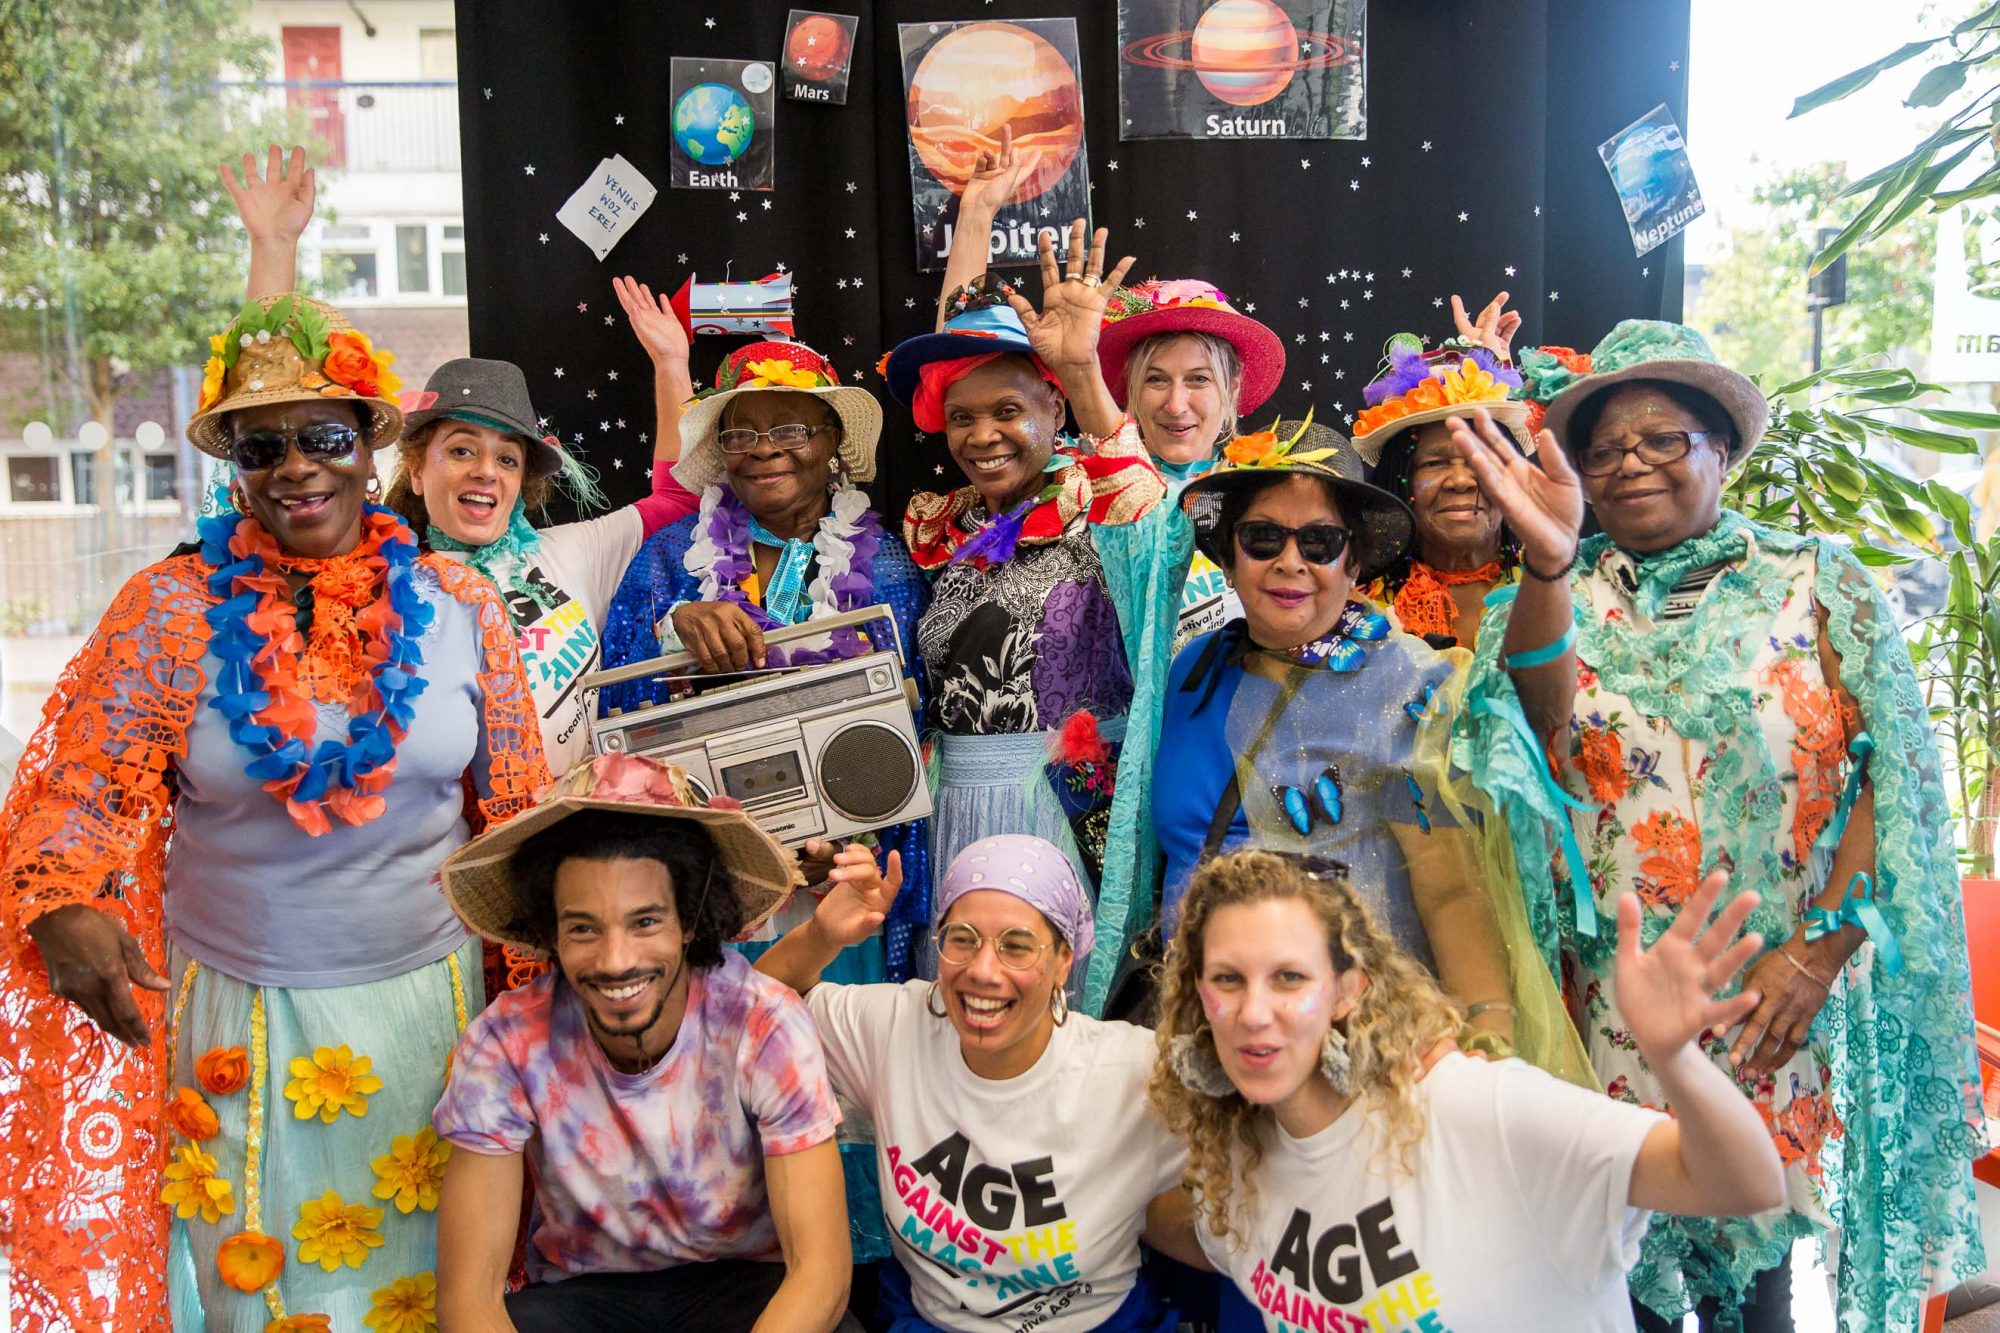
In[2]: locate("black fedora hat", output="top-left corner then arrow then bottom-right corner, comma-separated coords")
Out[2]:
401,357 -> 564,477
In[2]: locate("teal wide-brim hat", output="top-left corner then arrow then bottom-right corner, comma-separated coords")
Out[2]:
1540,320 -> 1769,470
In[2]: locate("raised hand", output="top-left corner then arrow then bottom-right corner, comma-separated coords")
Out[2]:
958,123 -> 1034,222
220,144 -> 316,244
1005,219 -> 1136,374
1614,871 -> 1764,1065
1451,291 -> 1522,359
811,842 -> 904,950
1447,408 -> 1584,575
614,275 -> 690,368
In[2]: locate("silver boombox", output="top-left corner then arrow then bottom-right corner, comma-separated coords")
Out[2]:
583,605 -> 931,847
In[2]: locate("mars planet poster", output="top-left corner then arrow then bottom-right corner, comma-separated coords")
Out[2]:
783,10 -> 858,105
899,19 -> 1092,273
1118,0 -> 1366,141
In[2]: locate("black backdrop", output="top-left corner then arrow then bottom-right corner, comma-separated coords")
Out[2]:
454,0 -> 1690,522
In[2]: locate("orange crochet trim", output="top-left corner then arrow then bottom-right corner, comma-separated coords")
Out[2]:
0,551 -> 548,1332
1388,560 -> 1504,641
1766,656 -> 1860,866
1631,809 -> 1702,910
1575,721 -> 1632,805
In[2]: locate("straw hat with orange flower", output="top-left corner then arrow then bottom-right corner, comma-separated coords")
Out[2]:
1180,414 -> 1415,582
185,293 -> 404,457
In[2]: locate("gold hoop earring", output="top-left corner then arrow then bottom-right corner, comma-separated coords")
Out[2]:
926,981 -> 948,1019
229,486 -> 251,516
366,475 -> 382,499
1048,985 -> 1070,1027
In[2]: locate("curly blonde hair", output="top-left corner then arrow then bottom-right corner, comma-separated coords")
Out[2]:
1147,850 -> 1462,1245
382,419 -> 555,537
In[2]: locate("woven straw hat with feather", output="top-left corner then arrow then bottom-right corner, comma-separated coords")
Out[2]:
185,293 -> 405,457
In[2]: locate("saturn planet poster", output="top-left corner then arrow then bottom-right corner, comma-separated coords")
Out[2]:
1118,0 -> 1366,141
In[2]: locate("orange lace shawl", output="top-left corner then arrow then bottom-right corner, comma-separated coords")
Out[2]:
0,552 -> 549,1331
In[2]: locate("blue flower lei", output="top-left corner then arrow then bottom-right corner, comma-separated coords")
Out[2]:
197,503 -> 432,825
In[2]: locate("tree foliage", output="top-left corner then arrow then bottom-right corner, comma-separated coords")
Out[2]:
0,0 -> 296,424
1690,162 -> 1935,386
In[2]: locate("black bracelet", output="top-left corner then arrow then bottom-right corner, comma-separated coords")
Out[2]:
1522,547 -> 1578,582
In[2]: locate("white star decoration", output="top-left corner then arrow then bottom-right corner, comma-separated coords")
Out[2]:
1670,59 -> 1681,71
776,262 -> 788,272
1300,381 -> 1312,392
1549,291 -> 1559,301
1320,353 -> 1329,364
639,432 -> 648,444
1349,180 -> 1359,191
1230,231 -> 1240,242
607,370 -> 618,381
1457,211 -> 1469,222
600,421 -> 610,432
536,416 -> 549,428
1320,330 -> 1331,340
854,278 -> 865,288
617,418 -> 626,428
1295,333 -> 1306,344
603,316 -> 614,326
553,367 -> 565,378
1342,332 -> 1353,342
538,233 -> 549,244
1244,302 -> 1256,313
1360,156 -> 1371,167
615,114 -> 625,125
1505,266 -> 1516,276
1642,266 -> 1651,277
705,16 -> 715,26
846,181 -> 858,193
762,200 -> 773,210
1339,300 -> 1348,311
586,389 -> 597,399
905,298 -> 916,308
1107,160 -> 1119,171
852,370 -> 863,381
1134,218 -> 1145,228
677,253 -> 689,263
1300,158 -> 1311,169
729,191 -> 740,202
524,165 -> 535,176
843,335 -> 855,346
836,279 -> 848,289
611,457 -> 624,468
845,228 -> 856,238
1298,297 -> 1308,307
576,302 -> 588,313
1401,268 -> 1412,278
1186,209 -> 1198,220
1432,298 -> 1443,308
1422,141 -> 1433,152
483,88 -> 492,99
736,211 -> 747,221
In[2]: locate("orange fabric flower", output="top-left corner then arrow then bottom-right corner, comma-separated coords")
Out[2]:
268,1317 -> 334,1333
218,1232 -> 287,1292
160,1144 -> 235,1223
197,1045 -> 250,1095
166,1087 -> 220,1142
323,329 -> 401,400
1223,429 -> 1280,465
1575,725 -> 1630,804
1631,810 -> 1701,909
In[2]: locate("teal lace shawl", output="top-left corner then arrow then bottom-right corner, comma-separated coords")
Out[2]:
1456,510 -> 1986,1328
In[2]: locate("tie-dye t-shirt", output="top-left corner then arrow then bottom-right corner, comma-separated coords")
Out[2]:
434,950 -> 839,1282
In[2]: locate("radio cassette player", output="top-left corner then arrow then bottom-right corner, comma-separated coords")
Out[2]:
583,605 -> 931,846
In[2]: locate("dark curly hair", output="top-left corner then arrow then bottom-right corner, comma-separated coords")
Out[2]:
507,810 -> 744,969
1367,424 -> 1521,599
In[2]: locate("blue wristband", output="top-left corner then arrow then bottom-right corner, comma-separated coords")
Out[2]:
1503,624 -> 1575,671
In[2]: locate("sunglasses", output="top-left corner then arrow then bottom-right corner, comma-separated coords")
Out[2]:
1233,520 -> 1351,566
229,422 -> 362,473
1276,766 -> 1344,836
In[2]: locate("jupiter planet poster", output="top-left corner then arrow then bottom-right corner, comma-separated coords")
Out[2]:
1119,0 -> 1365,141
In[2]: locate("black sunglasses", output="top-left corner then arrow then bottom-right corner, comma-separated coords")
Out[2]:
228,422 -> 362,473
1232,519 -> 1352,565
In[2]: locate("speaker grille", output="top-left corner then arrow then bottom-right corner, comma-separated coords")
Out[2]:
819,722 -> 919,822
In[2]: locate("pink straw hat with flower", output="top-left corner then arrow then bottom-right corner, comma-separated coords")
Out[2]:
1096,278 -> 1286,413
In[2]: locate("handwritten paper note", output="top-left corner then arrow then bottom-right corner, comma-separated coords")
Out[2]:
556,154 -> 658,260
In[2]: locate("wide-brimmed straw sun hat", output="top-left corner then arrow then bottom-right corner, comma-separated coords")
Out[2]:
1539,320 -> 1770,470
1182,416 -> 1415,583
673,340 -> 883,493
1095,278 -> 1285,414
437,753 -> 799,956
1348,337 -> 1533,467
185,293 -> 404,457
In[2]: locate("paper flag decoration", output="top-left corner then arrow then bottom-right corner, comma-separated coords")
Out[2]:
669,272 -> 797,339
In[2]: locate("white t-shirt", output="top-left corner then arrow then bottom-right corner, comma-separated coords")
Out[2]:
1197,1053 -> 1664,1333
440,508 -> 645,774
808,980 -> 1189,1333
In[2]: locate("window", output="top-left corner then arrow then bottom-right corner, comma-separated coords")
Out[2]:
9,456 -> 60,503
323,251 -> 379,299
441,223 -> 466,296
69,453 -> 94,506
116,451 -> 178,506
396,224 -> 430,295
419,27 -> 457,78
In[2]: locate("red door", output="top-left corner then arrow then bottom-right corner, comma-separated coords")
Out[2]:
282,27 -> 345,167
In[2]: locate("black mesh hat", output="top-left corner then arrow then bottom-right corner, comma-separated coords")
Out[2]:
1181,418 -> 1415,583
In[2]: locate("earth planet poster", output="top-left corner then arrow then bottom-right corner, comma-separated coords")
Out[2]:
898,18 -> 1093,273
669,57 -> 778,191
1118,0 -> 1366,141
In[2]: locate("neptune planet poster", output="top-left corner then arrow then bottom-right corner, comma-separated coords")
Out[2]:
669,57 -> 777,191
1118,0 -> 1365,141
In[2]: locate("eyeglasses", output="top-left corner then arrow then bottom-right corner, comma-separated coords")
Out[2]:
1574,430 -> 1715,477
1276,767 -> 1344,835
934,922 -> 1055,971
717,423 -> 828,454
1233,520 -> 1352,565
228,422 -> 362,473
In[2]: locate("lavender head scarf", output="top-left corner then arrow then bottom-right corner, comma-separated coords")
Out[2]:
934,834 -> 1095,969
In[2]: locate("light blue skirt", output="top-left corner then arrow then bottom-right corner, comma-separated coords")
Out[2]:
164,936 -> 481,1332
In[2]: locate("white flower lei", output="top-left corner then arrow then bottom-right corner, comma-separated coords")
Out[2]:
687,481 -> 871,628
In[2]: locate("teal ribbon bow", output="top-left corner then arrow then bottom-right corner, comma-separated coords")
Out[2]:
1812,732 -> 1874,856
747,516 -> 814,626
1803,870 -> 1904,977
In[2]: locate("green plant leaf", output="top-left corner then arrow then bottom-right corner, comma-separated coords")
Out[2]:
1908,61 -> 1971,108
1885,423 -> 1982,453
1852,543 -> 1913,566
1791,39 -> 1940,117
1930,162 -> 2000,208
1954,2 -> 2000,36
1918,407 -> 2000,429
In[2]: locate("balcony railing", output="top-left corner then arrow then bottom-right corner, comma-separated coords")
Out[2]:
227,81 -> 460,174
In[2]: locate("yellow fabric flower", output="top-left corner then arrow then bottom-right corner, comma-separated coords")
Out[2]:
292,1190 -> 386,1272
1439,357 -> 1507,405
161,1144 -> 236,1224
285,1044 -> 384,1123
742,358 -> 823,389
198,357 -> 227,412
209,332 -> 229,358
364,1272 -> 438,1333
371,1128 -> 452,1214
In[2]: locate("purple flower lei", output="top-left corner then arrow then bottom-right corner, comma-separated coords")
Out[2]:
699,485 -> 884,666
